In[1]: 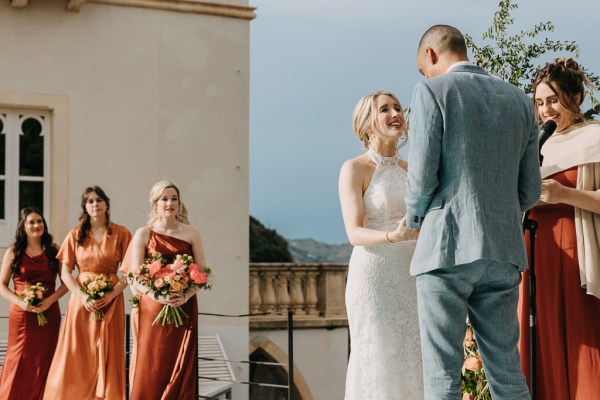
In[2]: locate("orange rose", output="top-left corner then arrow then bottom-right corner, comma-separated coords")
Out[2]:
463,356 -> 482,371
463,393 -> 475,400
189,264 -> 207,284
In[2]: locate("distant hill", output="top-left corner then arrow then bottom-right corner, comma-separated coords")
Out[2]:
288,238 -> 352,263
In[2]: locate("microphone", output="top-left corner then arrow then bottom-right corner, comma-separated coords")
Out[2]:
538,120 -> 557,165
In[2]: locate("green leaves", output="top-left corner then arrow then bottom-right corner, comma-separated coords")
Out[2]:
466,0 -> 598,118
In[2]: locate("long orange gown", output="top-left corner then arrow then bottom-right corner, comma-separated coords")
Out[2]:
0,253 -> 61,400
518,167 -> 600,399
129,230 -> 198,400
44,223 -> 132,400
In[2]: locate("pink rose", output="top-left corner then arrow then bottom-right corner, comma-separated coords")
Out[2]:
189,264 -> 207,284
35,290 -> 44,299
148,260 -> 162,277
463,393 -> 475,400
170,259 -> 186,273
464,330 -> 474,347
463,356 -> 482,371
154,278 -> 165,289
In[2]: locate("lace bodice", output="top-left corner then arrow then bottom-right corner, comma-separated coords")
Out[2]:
363,149 -> 407,231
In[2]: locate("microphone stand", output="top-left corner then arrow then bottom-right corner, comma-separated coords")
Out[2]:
523,152 -> 545,400
522,208 -> 537,399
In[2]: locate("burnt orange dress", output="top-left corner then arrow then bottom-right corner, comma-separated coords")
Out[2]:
0,253 -> 61,400
43,223 -> 132,400
518,167 -> 600,399
129,230 -> 198,400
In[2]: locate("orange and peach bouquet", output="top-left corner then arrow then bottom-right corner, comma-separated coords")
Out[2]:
19,282 -> 48,326
129,252 -> 212,327
80,274 -> 115,321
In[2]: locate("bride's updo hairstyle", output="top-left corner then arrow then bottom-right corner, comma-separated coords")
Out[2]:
352,90 -> 407,150
148,180 -> 190,225
533,57 -> 591,125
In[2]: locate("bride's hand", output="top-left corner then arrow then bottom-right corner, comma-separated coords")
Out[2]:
388,216 -> 419,242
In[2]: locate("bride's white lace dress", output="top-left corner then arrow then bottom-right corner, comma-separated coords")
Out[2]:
344,150 -> 424,399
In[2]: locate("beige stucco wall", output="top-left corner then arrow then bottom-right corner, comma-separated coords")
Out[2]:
0,1 -> 250,398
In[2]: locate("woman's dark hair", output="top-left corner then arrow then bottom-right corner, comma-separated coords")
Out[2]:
533,57 -> 591,125
11,207 -> 58,275
76,186 -> 112,246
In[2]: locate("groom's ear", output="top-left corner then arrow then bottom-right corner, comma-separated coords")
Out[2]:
425,47 -> 438,65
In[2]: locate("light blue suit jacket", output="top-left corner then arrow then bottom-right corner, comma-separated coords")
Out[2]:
405,65 -> 541,276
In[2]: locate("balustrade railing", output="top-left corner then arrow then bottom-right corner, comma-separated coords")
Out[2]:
249,263 -> 348,329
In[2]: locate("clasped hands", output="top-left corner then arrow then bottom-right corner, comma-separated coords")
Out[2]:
387,216 -> 420,243
540,178 -> 565,204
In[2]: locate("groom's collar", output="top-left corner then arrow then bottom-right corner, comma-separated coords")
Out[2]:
446,60 -> 471,73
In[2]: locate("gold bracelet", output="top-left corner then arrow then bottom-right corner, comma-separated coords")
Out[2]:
385,231 -> 394,243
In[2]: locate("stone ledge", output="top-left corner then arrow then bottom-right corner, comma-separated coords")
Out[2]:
10,0 -> 257,20
250,316 -> 348,331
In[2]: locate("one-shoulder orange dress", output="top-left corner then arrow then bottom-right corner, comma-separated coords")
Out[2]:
518,167 -> 600,399
44,223 -> 132,400
129,230 -> 198,400
0,253 -> 61,400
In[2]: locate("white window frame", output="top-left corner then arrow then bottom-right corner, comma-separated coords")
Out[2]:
0,108 -> 51,247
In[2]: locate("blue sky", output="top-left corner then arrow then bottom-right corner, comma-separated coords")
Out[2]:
249,0 -> 599,244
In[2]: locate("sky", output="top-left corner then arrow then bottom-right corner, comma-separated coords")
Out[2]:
248,0 -> 600,244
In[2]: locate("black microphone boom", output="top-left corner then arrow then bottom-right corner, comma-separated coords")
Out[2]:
538,120 -> 557,150
538,120 -> 557,165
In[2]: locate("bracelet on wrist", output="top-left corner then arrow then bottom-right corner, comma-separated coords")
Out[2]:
385,231 -> 394,243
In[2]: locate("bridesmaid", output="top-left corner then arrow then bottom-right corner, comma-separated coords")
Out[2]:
0,208 -> 68,400
124,180 -> 206,400
44,186 -> 132,400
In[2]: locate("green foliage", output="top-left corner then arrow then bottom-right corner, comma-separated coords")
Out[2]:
465,0 -> 599,118
249,216 -> 293,263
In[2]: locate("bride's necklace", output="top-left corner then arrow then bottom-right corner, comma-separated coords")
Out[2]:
367,148 -> 398,167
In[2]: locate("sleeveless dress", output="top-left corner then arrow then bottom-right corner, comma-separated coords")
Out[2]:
129,230 -> 198,400
0,253 -> 61,400
344,150 -> 424,399
518,167 -> 600,399
44,223 -> 132,400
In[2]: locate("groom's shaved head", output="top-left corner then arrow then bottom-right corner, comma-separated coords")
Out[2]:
418,25 -> 467,56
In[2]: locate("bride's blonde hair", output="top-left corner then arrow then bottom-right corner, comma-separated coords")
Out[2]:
147,180 -> 190,225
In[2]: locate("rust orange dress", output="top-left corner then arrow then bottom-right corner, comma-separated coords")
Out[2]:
43,223 -> 132,400
129,230 -> 198,400
518,167 -> 600,399
0,253 -> 61,400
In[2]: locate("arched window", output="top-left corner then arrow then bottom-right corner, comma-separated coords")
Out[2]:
0,109 -> 50,246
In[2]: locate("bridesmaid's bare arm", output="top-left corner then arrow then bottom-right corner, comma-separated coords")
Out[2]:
0,248 -> 31,310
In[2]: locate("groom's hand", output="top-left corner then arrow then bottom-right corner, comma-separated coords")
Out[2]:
389,216 -> 419,242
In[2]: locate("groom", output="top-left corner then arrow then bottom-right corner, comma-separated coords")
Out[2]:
404,25 -> 540,399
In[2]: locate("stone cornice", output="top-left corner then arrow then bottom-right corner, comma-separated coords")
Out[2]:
10,0 -> 256,20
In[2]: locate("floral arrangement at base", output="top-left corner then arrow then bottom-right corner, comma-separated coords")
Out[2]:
128,252 -> 212,327
19,282 -> 47,326
80,274 -> 114,321
461,319 -> 491,400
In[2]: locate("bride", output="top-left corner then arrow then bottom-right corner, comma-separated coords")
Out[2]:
339,90 -> 423,399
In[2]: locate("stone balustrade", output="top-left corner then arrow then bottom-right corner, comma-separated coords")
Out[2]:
249,263 -> 348,330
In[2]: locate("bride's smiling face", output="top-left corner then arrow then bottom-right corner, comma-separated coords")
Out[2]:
373,95 -> 405,141
156,188 -> 180,219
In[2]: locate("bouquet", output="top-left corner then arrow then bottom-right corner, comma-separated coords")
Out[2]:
19,282 -> 48,326
129,252 -> 212,327
80,274 -> 115,321
461,320 -> 491,400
